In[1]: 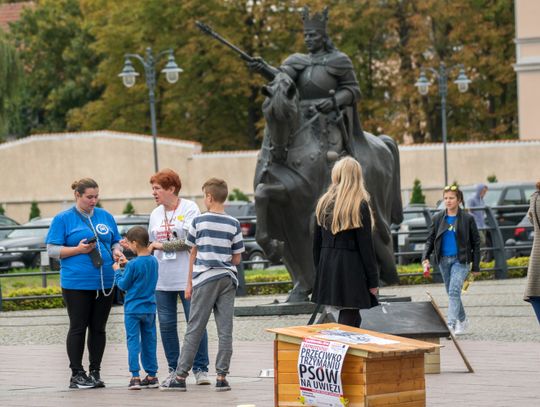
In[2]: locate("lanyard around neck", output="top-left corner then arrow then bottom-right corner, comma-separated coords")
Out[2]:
163,199 -> 180,240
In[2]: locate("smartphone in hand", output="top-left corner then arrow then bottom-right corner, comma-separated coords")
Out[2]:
86,236 -> 97,244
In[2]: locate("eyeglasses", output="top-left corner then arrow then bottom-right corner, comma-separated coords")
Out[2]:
444,185 -> 458,191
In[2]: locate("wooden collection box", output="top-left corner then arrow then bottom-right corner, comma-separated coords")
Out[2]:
267,323 -> 439,407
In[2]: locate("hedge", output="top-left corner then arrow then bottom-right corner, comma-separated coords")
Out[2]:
1,286 -> 63,311
244,257 -> 531,295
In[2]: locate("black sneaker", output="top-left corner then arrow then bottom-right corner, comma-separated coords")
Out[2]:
129,377 -> 142,390
89,370 -> 105,388
140,375 -> 159,389
159,375 -> 186,392
215,378 -> 231,392
69,371 -> 96,389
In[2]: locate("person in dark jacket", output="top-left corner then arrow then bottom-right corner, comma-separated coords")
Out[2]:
422,185 -> 481,335
312,156 -> 379,328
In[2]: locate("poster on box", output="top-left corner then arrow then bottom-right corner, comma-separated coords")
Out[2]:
316,329 -> 399,345
297,337 -> 349,407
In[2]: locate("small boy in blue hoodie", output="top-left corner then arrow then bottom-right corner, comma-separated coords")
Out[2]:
113,226 -> 159,390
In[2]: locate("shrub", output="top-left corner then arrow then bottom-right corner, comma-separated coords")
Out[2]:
29,200 -> 40,220
228,188 -> 251,202
0,203 -> 5,215
123,201 -> 135,215
2,286 -> 63,311
410,179 -> 426,204
487,174 -> 498,183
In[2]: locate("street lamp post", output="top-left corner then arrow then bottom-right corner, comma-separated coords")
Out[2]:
118,48 -> 183,172
415,63 -> 471,186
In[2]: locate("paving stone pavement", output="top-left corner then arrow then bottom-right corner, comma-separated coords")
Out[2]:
1,278 -> 539,406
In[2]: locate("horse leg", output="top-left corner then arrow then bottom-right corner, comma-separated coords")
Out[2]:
281,217 -> 315,303
254,183 -> 287,263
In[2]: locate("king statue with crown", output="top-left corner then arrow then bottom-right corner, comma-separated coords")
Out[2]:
248,5 -> 364,162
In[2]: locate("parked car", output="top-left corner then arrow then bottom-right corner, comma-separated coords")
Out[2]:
114,214 -> 150,260
0,217 -> 52,271
0,214 -> 19,240
505,214 -> 534,258
224,202 -> 271,270
224,201 -> 257,237
396,204 -> 433,264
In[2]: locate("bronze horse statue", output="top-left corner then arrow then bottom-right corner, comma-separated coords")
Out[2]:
254,73 -> 402,302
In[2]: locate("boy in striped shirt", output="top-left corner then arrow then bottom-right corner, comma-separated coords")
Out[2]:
159,178 -> 244,392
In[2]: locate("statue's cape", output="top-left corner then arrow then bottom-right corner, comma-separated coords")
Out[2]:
282,51 -> 354,77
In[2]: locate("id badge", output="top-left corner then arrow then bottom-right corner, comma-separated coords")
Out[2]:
162,251 -> 177,261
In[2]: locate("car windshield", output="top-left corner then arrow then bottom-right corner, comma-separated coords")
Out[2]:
224,203 -> 255,218
7,221 -> 50,239
480,188 -> 502,207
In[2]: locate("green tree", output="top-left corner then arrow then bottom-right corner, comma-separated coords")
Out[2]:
228,188 -> 250,202
29,201 -> 40,220
9,0 -> 103,134
0,203 -> 5,215
410,179 -> 426,204
0,30 -> 22,139
122,200 -> 135,215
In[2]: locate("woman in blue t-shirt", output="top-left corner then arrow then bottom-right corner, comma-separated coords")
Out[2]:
46,178 -> 123,389
422,185 -> 481,335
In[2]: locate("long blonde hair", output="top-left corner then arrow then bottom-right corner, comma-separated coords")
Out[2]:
315,157 -> 373,234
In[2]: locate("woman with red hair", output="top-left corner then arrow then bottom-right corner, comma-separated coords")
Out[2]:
147,169 -> 210,386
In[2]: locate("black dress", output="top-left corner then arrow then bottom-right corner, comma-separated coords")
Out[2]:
312,201 -> 379,309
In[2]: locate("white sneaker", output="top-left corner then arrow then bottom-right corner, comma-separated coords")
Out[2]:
194,371 -> 211,385
455,318 -> 469,335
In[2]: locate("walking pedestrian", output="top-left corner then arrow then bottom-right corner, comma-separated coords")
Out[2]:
422,185 -> 481,335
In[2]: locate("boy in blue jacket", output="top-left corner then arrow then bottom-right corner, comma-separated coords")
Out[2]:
113,226 -> 159,390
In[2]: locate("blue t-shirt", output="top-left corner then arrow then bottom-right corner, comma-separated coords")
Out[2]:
46,207 -> 121,290
115,255 -> 158,314
441,215 -> 458,257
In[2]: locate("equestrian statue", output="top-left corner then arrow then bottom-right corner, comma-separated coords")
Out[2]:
197,6 -> 403,303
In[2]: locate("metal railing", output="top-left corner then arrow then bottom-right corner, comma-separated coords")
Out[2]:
0,205 -> 533,310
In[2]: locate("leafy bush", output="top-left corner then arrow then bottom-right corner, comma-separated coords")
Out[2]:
228,188 -> 251,202
29,200 -> 40,220
2,286 -> 63,311
123,201 -> 135,215
410,179 -> 426,204
0,203 -> 5,215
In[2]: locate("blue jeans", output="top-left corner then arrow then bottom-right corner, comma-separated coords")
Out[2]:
155,290 -> 209,372
529,296 -> 540,324
124,313 -> 158,377
438,256 -> 469,328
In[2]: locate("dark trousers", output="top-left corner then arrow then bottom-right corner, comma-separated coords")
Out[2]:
62,288 -> 114,375
338,308 -> 362,328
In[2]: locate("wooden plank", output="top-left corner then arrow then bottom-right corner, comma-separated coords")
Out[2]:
277,395 -> 366,406
426,292 -> 474,373
268,324 -> 439,358
274,339 -> 279,407
277,341 -> 300,351
365,379 -> 425,395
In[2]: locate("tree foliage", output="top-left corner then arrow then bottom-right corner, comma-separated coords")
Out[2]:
9,0 -> 103,134
3,0 -> 517,149
122,200 -> 135,215
410,178 -> 426,204
29,200 -> 40,220
0,30 -> 22,139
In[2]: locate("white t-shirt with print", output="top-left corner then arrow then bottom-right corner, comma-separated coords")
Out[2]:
149,198 -> 200,291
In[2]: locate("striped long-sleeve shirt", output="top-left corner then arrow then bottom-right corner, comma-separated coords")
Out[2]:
186,211 -> 245,288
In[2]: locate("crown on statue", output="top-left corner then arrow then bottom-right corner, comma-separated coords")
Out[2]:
302,6 -> 328,33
